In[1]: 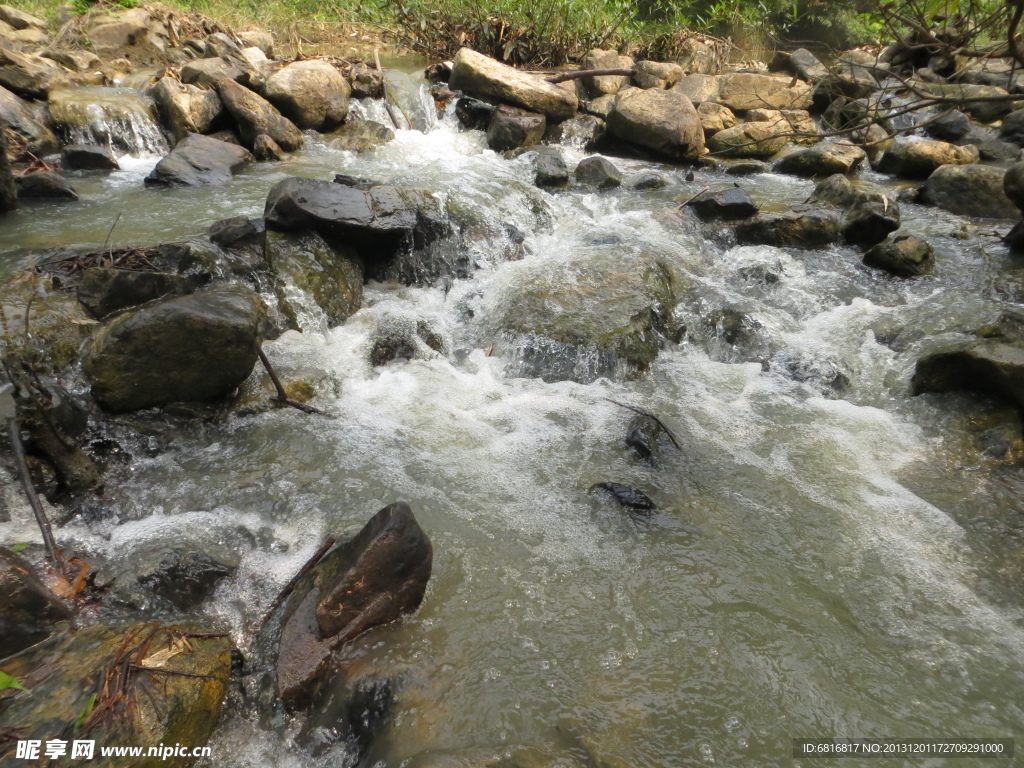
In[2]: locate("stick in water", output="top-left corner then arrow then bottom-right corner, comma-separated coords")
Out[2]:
604,398 -> 682,450
256,344 -> 335,417
257,535 -> 336,631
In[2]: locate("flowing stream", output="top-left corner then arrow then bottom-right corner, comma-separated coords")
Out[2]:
2,72 -> 1024,767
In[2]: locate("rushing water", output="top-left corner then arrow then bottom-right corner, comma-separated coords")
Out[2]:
2,78 -> 1024,768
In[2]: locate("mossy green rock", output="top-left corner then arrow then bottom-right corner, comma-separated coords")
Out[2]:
491,252 -> 683,382
0,623 -> 231,767
264,230 -> 363,329
82,283 -> 265,412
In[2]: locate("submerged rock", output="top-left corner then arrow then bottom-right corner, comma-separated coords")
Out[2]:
625,414 -> 663,463
77,267 -> 196,319
486,105 -> 545,151
265,230 -> 363,329
268,503 -> 433,708
0,622 -> 231,761
687,186 -> 758,220
575,156 -> 622,188
492,251 -> 681,383
145,133 -> 252,187
913,339 -> 1024,411
734,209 -> 842,248
0,547 -> 72,659
264,59 -> 350,132
590,482 -> 656,514
15,171 -> 78,200
922,164 -> 1018,219
324,120 -> 395,152
449,47 -> 577,121
534,146 -> 568,188
83,284 -> 265,412
863,236 -> 934,276
606,87 -> 704,160
139,550 -> 235,612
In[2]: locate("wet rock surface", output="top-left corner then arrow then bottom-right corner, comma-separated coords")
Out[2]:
77,267 -> 197,319
607,87 -> 704,160
863,236 -> 935,276
0,547 -> 72,658
145,133 -> 253,187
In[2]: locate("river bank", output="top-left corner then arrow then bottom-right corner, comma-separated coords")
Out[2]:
2,2 -> 1024,766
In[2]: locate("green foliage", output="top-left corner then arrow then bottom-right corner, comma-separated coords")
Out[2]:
0,671 -> 27,692
10,542 -> 28,553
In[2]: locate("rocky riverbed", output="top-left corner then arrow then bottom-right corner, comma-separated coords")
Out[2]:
1,3 -> 1024,766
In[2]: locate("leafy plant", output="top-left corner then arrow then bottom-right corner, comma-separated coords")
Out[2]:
0,671 -> 27,693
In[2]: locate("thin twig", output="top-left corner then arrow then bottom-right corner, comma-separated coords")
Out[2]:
102,212 -> 121,259
545,67 -> 634,84
256,345 -> 334,417
257,535 -> 336,630
676,186 -> 710,213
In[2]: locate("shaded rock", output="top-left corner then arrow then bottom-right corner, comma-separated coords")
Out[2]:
1003,220 -> 1024,249
534,146 -> 568,188
214,76 -> 304,152
145,133 -> 252,187
180,55 -> 255,89
324,120 -> 395,152
47,86 -> 167,156
0,623 -> 230,760
876,139 -> 978,179
62,143 -> 120,171
630,171 -> 668,189
83,284 -> 265,412
202,32 -> 242,59
697,100 -> 735,138
687,186 -> 758,220
715,72 -> 812,112
253,133 -> 287,161
454,95 -> 495,130
150,75 -> 224,142
77,267 -> 196,319
581,48 -> 633,97
271,503 -> 433,707
15,171 -> 78,200
734,209 -> 842,248
724,159 -> 769,175
0,49 -> 66,99
264,59 -> 351,132
774,141 -> 866,177
209,215 -> 265,250
922,163 -> 1017,219
0,83 -> 57,160
584,92 -> 617,120
265,229 -> 363,329
809,173 -> 900,246
671,73 -> 720,105
575,156 -> 621,188
590,482 -> 655,514
745,107 -> 820,144
978,138 -> 1022,162
1004,160 -> 1024,210
140,551 -> 234,612
926,83 -> 1013,123
863,235 -> 934,276
606,86 -> 704,160
632,60 -> 682,90
999,108 -> 1024,147
774,48 -> 828,82
707,119 -> 788,158
486,105 -> 545,151
491,252 -> 681,383
912,340 -> 1024,410
852,122 -> 893,163
85,6 -> 168,56
625,413 -> 662,462
926,109 -> 971,141
348,61 -> 383,99
0,547 -> 71,659
0,124 -> 14,213
449,47 -> 577,121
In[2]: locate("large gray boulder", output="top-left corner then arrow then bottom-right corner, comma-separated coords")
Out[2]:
145,133 -> 253,187
83,284 -> 266,412
263,59 -> 350,132
734,209 -> 842,248
707,118 -> 788,159
486,105 -> 545,150
913,338 -> 1024,410
150,75 -> 225,142
774,141 -> 866,177
922,164 -> 1018,219
606,87 -> 704,160
213,76 -> 304,151
448,47 -> 578,121
0,49 -> 66,99
876,139 -> 978,179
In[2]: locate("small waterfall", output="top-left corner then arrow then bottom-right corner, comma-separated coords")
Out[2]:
47,86 -> 169,157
